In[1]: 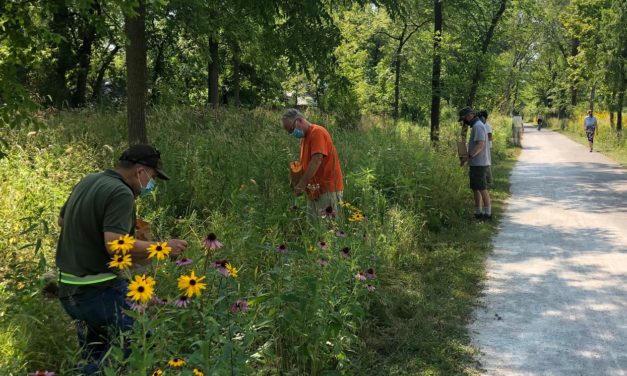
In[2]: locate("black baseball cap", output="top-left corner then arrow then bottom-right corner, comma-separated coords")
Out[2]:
458,106 -> 475,120
119,144 -> 170,180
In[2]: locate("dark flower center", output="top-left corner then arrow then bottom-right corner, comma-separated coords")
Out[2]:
190,279 -> 196,286
156,246 -> 162,251
138,286 -> 145,293
118,240 -> 124,244
117,256 -> 123,262
279,245 -> 286,249
208,233 -> 217,241
325,206 -> 333,213
320,242 -> 326,246
342,247 -> 350,253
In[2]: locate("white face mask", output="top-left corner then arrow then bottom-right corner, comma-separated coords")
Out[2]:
137,169 -> 156,195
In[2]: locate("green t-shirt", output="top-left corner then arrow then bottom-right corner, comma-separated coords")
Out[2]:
56,169 -> 136,281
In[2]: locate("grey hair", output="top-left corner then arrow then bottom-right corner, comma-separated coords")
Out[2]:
282,108 -> 305,122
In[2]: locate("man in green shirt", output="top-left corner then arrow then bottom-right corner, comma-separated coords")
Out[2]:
56,144 -> 188,374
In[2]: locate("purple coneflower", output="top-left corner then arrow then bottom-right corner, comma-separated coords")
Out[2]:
365,268 -> 376,279
174,296 -> 190,308
317,241 -> 328,250
202,233 -> 223,250
230,299 -> 250,313
318,258 -> 329,266
290,204 -> 299,211
212,259 -> 229,276
355,272 -> 367,281
275,244 -> 288,254
319,206 -> 336,219
29,371 -> 55,376
335,230 -> 347,238
340,247 -> 351,257
175,257 -> 193,266
129,301 -> 146,312
366,284 -> 376,292
151,296 -> 168,305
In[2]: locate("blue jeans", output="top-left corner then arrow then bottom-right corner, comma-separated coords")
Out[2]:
59,279 -> 133,374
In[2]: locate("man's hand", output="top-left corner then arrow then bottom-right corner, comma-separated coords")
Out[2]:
460,154 -> 469,167
166,239 -> 188,257
294,180 -> 306,196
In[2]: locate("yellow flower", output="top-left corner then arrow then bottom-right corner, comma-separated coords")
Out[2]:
151,370 -> 163,376
192,369 -> 205,376
168,358 -> 186,368
226,263 -> 238,278
177,271 -> 207,298
348,212 -> 365,222
147,242 -> 171,261
307,245 -> 316,252
127,274 -> 154,303
339,201 -> 350,208
108,234 -> 135,253
108,252 -> 133,270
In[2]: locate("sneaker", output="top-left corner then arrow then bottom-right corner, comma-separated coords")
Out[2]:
474,213 -> 483,220
481,214 -> 493,221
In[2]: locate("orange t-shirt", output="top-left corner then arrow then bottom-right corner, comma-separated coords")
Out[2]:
300,124 -> 344,193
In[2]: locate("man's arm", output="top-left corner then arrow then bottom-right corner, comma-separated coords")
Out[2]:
104,232 -> 188,261
294,153 -> 323,195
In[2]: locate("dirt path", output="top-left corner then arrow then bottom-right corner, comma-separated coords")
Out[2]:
470,126 -> 627,376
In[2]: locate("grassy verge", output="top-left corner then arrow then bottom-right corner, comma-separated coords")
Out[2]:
0,108 -> 515,375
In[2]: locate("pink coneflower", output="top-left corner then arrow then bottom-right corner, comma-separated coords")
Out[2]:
319,206 -> 336,219
230,299 -> 250,313
202,233 -> 223,250
174,296 -> 190,308
340,247 -> 351,257
151,296 -> 168,305
335,230 -> 347,238
129,302 -> 146,312
366,284 -> 376,292
355,272 -> 367,281
275,244 -> 288,254
362,232 -> 369,240
318,258 -> 329,266
365,268 -> 376,279
175,257 -> 193,266
212,259 -> 229,276
29,371 -> 54,376
290,204 -> 299,211
317,241 -> 328,250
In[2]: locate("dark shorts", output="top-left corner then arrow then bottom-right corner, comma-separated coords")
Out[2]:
586,129 -> 595,142
469,166 -> 489,191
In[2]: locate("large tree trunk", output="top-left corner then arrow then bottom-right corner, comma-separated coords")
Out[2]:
71,8 -> 98,108
151,39 -> 167,104
92,44 -> 120,101
125,0 -> 148,145
430,0 -> 442,143
233,44 -> 241,107
45,0 -> 73,108
466,0 -> 507,106
208,38 -> 219,107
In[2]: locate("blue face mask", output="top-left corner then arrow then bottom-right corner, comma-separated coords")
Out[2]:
138,170 -> 156,196
292,128 -> 305,139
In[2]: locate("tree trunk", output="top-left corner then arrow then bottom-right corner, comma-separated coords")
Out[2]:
92,44 -> 120,101
72,17 -> 98,107
588,83 -> 596,112
208,38 -> 219,108
430,0 -> 442,143
466,0 -> 507,107
151,39 -> 167,104
618,90 -> 624,132
125,0 -> 148,145
233,44 -> 241,107
570,38 -> 579,107
45,0 -> 73,108
392,25 -> 407,120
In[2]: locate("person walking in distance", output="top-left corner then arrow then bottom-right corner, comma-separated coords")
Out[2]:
511,110 -> 524,148
584,110 -> 598,152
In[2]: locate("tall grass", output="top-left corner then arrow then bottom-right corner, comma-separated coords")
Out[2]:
0,107 -> 514,375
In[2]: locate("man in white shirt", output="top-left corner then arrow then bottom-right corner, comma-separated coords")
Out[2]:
511,110 -> 524,147
583,110 -> 598,152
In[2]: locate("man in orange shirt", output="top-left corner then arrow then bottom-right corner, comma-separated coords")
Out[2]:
281,109 -> 344,218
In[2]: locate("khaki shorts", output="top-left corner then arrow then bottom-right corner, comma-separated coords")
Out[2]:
307,191 -> 343,219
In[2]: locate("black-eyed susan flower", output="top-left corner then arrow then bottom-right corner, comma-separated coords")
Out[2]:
202,233 -> 223,250
193,369 -> 205,376
127,274 -> 154,303
348,212 -> 366,222
178,271 -> 207,298
108,252 -> 132,270
150,369 -> 163,376
107,234 -> 135,253
225,263 -> 238,278
147,242 -> 171,261
339,201 -> 350,208
168,358 -> 186,368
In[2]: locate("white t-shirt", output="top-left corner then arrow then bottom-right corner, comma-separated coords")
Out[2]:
484,122 -> 493,148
